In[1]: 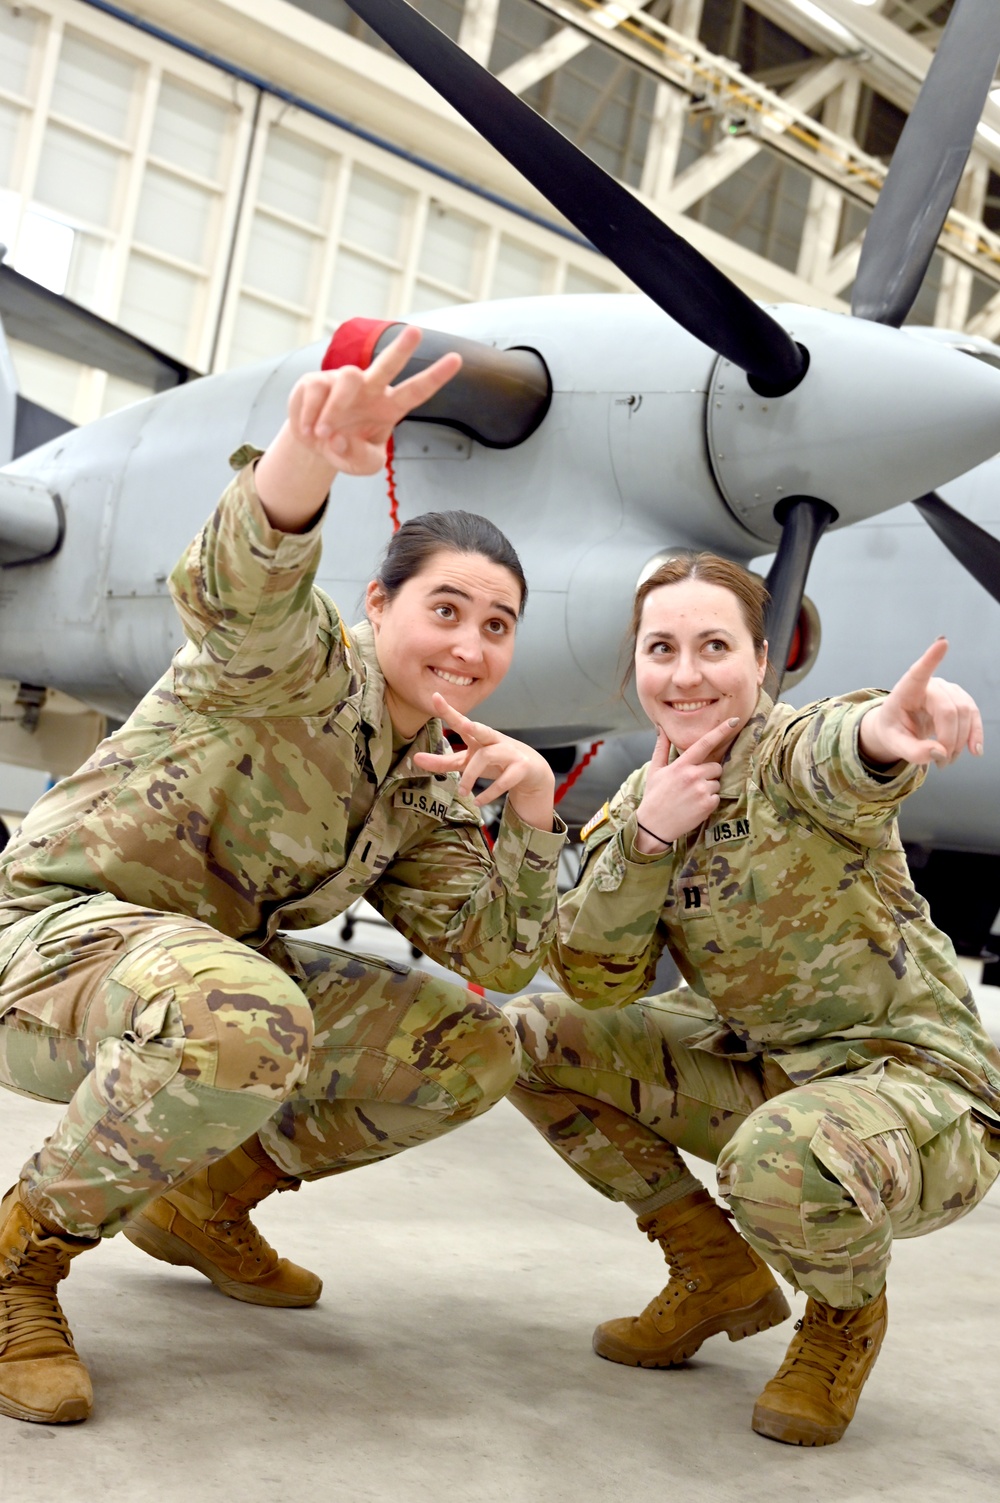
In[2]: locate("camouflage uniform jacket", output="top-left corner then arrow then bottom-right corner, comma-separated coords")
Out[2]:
551,691 -> 1000,1123
0,461 -> 565,991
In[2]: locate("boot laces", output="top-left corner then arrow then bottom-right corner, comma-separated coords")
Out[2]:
215,1212 -> 277,1273
646,1228 -> 699,1311
0,1286 -> 76,1356
782,1307 -> 870,1389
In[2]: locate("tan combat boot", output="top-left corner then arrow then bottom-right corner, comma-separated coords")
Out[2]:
751,1287 -> 888,1446
593,1189 -> 790,1367
123,1137 -> 321,1308
0,1184 -> 97,1424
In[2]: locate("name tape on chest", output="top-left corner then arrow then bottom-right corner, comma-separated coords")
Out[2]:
393,787 -> 453,820
707,816 -> 750,847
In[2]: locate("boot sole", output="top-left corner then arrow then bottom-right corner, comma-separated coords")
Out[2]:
593,1286 -> 791,1368
122,1220 -> 321,1308
0,1392 -> 91,1424
751,1403 -> 846,1446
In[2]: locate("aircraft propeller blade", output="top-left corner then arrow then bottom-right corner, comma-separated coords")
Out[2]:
0,262 -> 197,392
913,491 -> 1000,606
763,497 -> 835,695
852,0 -> 1000,328
341,0 -> 806,394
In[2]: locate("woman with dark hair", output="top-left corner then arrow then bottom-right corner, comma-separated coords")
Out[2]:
0,326 -> 564,1425
506,551 -> 1000,1447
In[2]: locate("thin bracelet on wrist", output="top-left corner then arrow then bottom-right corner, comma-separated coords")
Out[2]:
636,819 -> 673,850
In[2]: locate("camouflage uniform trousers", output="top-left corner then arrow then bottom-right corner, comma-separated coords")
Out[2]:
506,989 -> 1000,1309
0,893 -> 519,1240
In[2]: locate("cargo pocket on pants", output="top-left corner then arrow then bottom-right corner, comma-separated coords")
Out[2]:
802,1115 -> 886,1242
93,991 -> 185,1119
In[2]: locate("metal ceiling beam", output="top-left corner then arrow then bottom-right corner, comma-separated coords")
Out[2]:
458,0 -> 502,65
517,0 -> 1000,296
497,0 -> 655,95
662,59 -> 848,213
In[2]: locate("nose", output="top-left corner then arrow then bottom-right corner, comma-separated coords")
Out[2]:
672,648 -> 703,688
450,624 -> 485,664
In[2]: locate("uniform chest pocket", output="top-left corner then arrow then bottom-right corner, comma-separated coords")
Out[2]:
663,872 -> 718,954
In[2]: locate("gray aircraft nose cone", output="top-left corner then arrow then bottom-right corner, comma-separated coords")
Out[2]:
707,305 -> 1000,545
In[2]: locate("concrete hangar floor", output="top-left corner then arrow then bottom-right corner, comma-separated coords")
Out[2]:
0,905 -> 997,1501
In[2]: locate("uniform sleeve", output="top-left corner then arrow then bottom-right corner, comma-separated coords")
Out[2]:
372,800 -> 567,992
168,459 -> 350,712
545,766 -> 674,1008
764,691 -> 926,847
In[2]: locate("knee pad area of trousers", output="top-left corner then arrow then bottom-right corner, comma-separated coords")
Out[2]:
421,977 -> 520,1111
118,934 -> 314,1101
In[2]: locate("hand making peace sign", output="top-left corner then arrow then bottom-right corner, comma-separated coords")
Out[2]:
256,325 -> 462,531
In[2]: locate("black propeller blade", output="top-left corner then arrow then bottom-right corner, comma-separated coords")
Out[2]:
912,491 -> 1000,606
0,262 -> 197,392
852,0 -> 1000,328
341,0 -> 806,394
763,497 -> 835,696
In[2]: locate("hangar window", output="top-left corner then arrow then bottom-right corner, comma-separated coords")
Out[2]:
419,203 -> 485,295
49,31 -> 138,142
0,3 -> 38,97
492,237 -> 554,299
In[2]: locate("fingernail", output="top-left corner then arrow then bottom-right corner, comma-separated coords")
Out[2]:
728,717 -> 739,727
975,742 -> 984,755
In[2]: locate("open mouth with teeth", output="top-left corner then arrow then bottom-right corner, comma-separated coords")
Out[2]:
667,699 -> 719,712
431,667 -> 476,688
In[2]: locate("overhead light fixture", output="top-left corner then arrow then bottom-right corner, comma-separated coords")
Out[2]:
784,0 -> 858,48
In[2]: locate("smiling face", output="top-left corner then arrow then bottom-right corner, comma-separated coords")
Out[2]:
635,578 -> 768,753
365,548 -> 522,737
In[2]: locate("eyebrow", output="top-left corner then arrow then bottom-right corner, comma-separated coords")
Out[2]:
428,584 -> 518,623
641,626 -> 736,645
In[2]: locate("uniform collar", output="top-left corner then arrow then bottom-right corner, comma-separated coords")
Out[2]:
348,619 -> 446,785
718,689 -> 773,800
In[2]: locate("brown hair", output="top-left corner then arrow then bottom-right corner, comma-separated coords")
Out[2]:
624,553 -> 768,684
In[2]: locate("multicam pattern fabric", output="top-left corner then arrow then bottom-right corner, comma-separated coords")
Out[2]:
0,895 -> 518,1239
0,460 -> 564,984
551,690 -> 1000,1113
0,458 -> 561,1237
507,990 -> 999,1306
507,692 -> 1000,1306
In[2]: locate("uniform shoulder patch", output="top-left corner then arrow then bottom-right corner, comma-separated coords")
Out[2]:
580,802 -> 611,843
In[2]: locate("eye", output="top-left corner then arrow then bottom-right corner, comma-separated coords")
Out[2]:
704,638 -> 729,654
485,618 -> 510,637
648,640 -> 673,656
435,603 -> 456,620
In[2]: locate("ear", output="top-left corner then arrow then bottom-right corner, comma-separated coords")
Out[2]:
757,643 -> 768,688
365,579 -> 386,630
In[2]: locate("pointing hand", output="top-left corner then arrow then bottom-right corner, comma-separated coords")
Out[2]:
858,639 -> 984,768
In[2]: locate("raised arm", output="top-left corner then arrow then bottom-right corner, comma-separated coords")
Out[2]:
254,325 -> 462,532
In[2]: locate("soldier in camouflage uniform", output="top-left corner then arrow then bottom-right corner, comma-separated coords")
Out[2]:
0,326 -> 565,1425
507,551 -> 1000,1447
